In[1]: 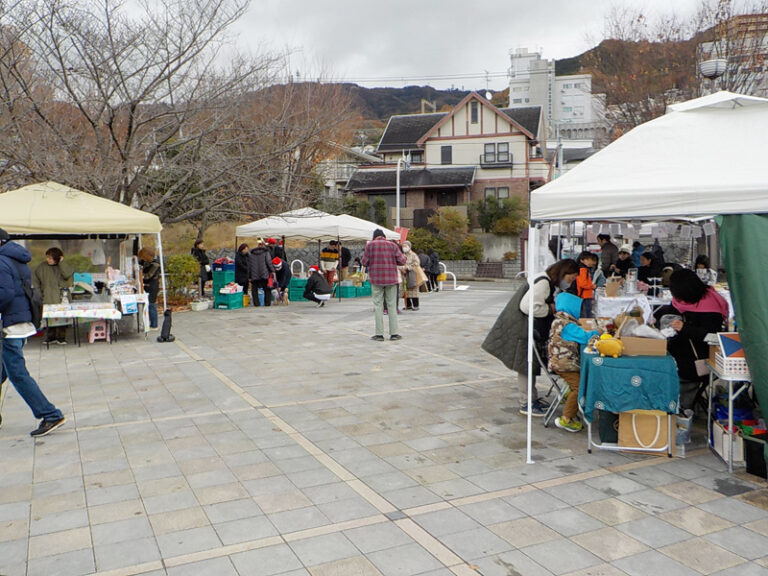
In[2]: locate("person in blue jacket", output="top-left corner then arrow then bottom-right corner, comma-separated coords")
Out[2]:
0,228 -> 66,436
548,292 -> 599,433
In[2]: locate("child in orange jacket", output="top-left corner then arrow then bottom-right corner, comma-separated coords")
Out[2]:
574,251 -> 598,317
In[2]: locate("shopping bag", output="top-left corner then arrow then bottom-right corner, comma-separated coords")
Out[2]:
618,410 -> 672,455
437,273 -> 447,282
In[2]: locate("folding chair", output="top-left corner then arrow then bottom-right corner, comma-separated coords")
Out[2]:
531,338 -> 569,427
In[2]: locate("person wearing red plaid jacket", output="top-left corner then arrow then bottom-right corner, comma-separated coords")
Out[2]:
361,229 -> 406,341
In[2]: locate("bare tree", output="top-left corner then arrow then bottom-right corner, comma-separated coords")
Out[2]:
582,6 -> 697,138
694,0 -> 768,96
583,1 -> 768,138
0,0 -> 357,230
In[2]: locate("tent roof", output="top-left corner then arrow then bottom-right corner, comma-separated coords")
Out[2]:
0,181 -> 162,235
235,209 -> 400,242
530,91 -> 768,222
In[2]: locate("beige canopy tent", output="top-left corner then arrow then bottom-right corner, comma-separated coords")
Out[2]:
0,181 -> 166,310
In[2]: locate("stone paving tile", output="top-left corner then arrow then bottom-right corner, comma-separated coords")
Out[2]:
570,527 -> 649,562
166,556 -> 240,576
656,481 -> 723,505
577,498 -> 648,526
29,507 -> 90,536
438,526 -> 514,561
366,542 -> 444,576
343,522 -> 414,554
660,538 -> 745,574
91,516 -> 154,546
615,516 -> 694,548
535,507 -> 607,537
562,564 -> 630,576
521,538 -> 602,575
613,549 -> 700,576
489,517 -> 560,548
26,548 -> 95,576
472,549 -> 556,576
698,497 -> 768,523
308,555 -> 383,576
711,563 -> 768,576
93,536 -> 162,571
703,526 -> 768,560
230,542 -> 304,576
289,532 -> 360,567
148,506 -> 210,535
659,506 -> 734,536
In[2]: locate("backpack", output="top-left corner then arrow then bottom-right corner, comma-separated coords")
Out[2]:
11,259 -> 43,329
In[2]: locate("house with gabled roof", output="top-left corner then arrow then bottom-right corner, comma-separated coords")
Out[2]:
346,91 -> 550,229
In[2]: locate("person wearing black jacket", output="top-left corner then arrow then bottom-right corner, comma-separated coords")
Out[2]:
655,268 -> 728,411
235,243 -> 250,292
303,265 -> 331,307
138,247 -> 161,330
273,257 -> 292,304
191,240 -> 211,297
247,240 -> 275,306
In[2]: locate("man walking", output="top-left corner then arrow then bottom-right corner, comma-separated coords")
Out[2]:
596,234 -> 618,278
361,229 -> 406,341
0,228 -> 66,436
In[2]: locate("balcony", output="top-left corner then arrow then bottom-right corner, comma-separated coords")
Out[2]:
479,153 -> 513,168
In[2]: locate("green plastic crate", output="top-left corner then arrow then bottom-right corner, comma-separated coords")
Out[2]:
339,285 -> 357,298
356,282 -> 372,297
213,270 -> 235,284
214,291 -> 244,309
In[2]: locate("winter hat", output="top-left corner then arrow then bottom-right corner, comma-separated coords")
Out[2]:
309,265 -> 319,273
372,229 -> 385,240
0,228 -> 8,245
266,238 -> 276,245
619,244 -> 632,254
272,257 -> 282,269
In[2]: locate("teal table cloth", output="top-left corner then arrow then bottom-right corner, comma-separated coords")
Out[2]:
578,349 -> 680,423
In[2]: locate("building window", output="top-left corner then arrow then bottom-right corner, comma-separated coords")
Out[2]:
562,106 -> 572,113
512,98 -> 522,104
482,143 -> 511,165
497,143 -> 509,163
440,145 -> 452,165
484,187 -> 509,201
470,101 -> 479,123
410,151 -> 423,163
484,143 -> 496,163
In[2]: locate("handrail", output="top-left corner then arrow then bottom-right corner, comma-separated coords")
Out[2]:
290,259 -> 305,277
438,262 -> 457,290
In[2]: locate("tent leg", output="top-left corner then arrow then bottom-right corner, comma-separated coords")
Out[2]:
526,225 -> 538,465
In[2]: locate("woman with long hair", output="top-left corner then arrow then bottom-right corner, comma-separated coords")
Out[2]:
483,258 -> 579,417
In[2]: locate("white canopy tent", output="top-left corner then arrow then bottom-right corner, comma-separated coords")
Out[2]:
523,92 -> 768,463
236,208 -> 400,242
0,181 -> 167,310
532,92 -> 768,222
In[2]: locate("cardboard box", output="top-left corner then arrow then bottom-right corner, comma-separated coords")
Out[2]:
620,336 -> 667,356
711,420 -> 744,463
709,344 -> 718,365
579,318 -> 598,331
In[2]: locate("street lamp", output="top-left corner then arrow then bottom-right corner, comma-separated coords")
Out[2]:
395,152 -> 410,229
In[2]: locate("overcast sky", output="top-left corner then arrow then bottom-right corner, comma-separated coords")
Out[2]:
231,0 -> 706,91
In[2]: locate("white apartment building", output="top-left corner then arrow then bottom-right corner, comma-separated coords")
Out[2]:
508,48 -> 608,147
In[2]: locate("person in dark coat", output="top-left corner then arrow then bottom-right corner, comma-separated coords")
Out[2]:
138,247 -> 161,330
0,228 -> 66,436
596,234 -> 618,277
190,239 -> 211,297
234,243 -> 249,292
609,244 -> 634,278
483,259 -> 579,416
638,251 -> 663,285
247,239 -> 275,306
427,250 -> 441,292
656,268 -> 728,412
272,257 -> 292,304
303,265 -> 331,307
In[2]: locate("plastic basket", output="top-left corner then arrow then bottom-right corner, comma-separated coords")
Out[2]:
212,262 -> 235,271
214,292 -> 244,309
339,285 -> 357,298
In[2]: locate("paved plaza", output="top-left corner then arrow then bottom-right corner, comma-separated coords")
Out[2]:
1,281 -> 767,576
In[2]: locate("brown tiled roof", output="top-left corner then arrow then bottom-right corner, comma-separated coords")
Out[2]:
346,167 -> 476,192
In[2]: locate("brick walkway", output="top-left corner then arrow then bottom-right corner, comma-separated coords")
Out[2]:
1,281 -> 766,576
